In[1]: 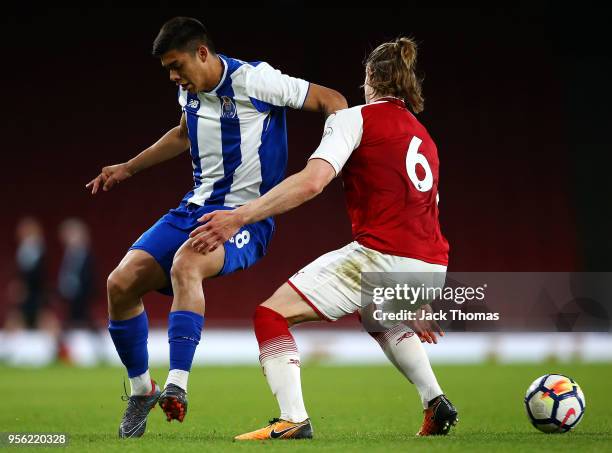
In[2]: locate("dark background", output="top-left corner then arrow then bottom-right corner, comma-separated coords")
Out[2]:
1,6 -> 610,326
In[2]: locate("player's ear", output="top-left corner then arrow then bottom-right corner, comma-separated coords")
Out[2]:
196,45 -> 209,62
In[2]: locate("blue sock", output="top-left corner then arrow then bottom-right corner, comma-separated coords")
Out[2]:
108,311 -> 149,378
168,311 -> 204,371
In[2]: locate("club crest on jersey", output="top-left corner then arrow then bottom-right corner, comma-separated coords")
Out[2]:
220,96 -> 237,119
187,98 -> 200,109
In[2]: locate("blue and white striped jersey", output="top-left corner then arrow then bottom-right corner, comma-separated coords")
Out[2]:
178,54 -> 310,207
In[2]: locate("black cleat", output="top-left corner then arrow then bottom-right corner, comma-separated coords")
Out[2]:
118,380 -> 161,439
417,394 -> 458,436
158,384 -> 188,422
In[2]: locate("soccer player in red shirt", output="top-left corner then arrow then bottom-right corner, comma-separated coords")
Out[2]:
190,37 -> 458,439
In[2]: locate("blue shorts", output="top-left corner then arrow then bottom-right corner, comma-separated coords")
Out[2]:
130,203 -> 274,295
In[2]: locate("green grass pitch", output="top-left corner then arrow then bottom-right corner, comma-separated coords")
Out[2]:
1,363 -> 611,452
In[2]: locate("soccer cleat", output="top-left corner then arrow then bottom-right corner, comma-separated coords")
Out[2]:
234,418 -> 313,440
417,394 -> 458,436
158,383 -> 188,422
118,380 -> 161,439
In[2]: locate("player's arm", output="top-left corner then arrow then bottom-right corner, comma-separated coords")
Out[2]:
190,108 -> 363,253
85,113 -> 190,194
240,158 -> 334,220
190,159 -> 335,253
301,83 -> 348,117
126,113 -> 189,175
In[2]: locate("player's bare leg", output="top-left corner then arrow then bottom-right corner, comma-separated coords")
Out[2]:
106,249 -> 168,438
170,238 -> 225,314
108,249 -> 168,321
235,283 -> 319,440
158,240 -> 224,422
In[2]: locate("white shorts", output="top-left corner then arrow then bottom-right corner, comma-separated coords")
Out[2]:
287,241 -> 447,322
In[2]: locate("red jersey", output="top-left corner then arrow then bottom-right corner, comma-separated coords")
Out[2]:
309,97 -> 449,265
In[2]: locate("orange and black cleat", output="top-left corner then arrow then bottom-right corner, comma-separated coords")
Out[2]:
234,418 -> 313,440
417,394 -> 458,436
158,384 -> 188,422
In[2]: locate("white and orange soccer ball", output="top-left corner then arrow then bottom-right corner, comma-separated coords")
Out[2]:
524,374 -> 586,433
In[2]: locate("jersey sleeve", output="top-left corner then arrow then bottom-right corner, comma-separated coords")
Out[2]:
308,106 -> 364,175
245,62 -> 310,110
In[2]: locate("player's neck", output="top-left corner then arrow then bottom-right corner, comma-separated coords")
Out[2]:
201,54 -> 224,92
370,94 -> 403,103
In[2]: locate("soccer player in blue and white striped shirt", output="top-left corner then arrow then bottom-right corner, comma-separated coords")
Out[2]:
86,17 -> 347,438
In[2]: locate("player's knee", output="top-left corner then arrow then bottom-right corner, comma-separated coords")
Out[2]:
170,254 -> 201,283
107,268 -> 137,306
253,304 -> 288,323
253,305 -> 290,341
171,250 -> 218,283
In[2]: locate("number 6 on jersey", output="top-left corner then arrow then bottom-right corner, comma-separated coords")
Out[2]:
406,136 -> 433,192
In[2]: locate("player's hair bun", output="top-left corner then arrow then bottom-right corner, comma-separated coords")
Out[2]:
397,37 -> 418,69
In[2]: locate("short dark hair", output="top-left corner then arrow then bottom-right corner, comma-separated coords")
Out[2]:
152,17 -> 215,57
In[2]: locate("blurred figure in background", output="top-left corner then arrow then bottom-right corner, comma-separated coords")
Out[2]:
5,217 -> 48,330
58,218 -> 96,329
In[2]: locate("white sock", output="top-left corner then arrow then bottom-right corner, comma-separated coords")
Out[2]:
371,324 -> 443,408
260,338 -> 308,423
165,369 -> 190,392
130,369 -> 152,396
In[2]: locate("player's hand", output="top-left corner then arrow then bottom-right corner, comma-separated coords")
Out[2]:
190,210 -> 245,254
406,304 -> 445,344
85,163 -> 134,194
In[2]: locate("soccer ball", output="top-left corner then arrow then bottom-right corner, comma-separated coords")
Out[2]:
524,374 -> 585,433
